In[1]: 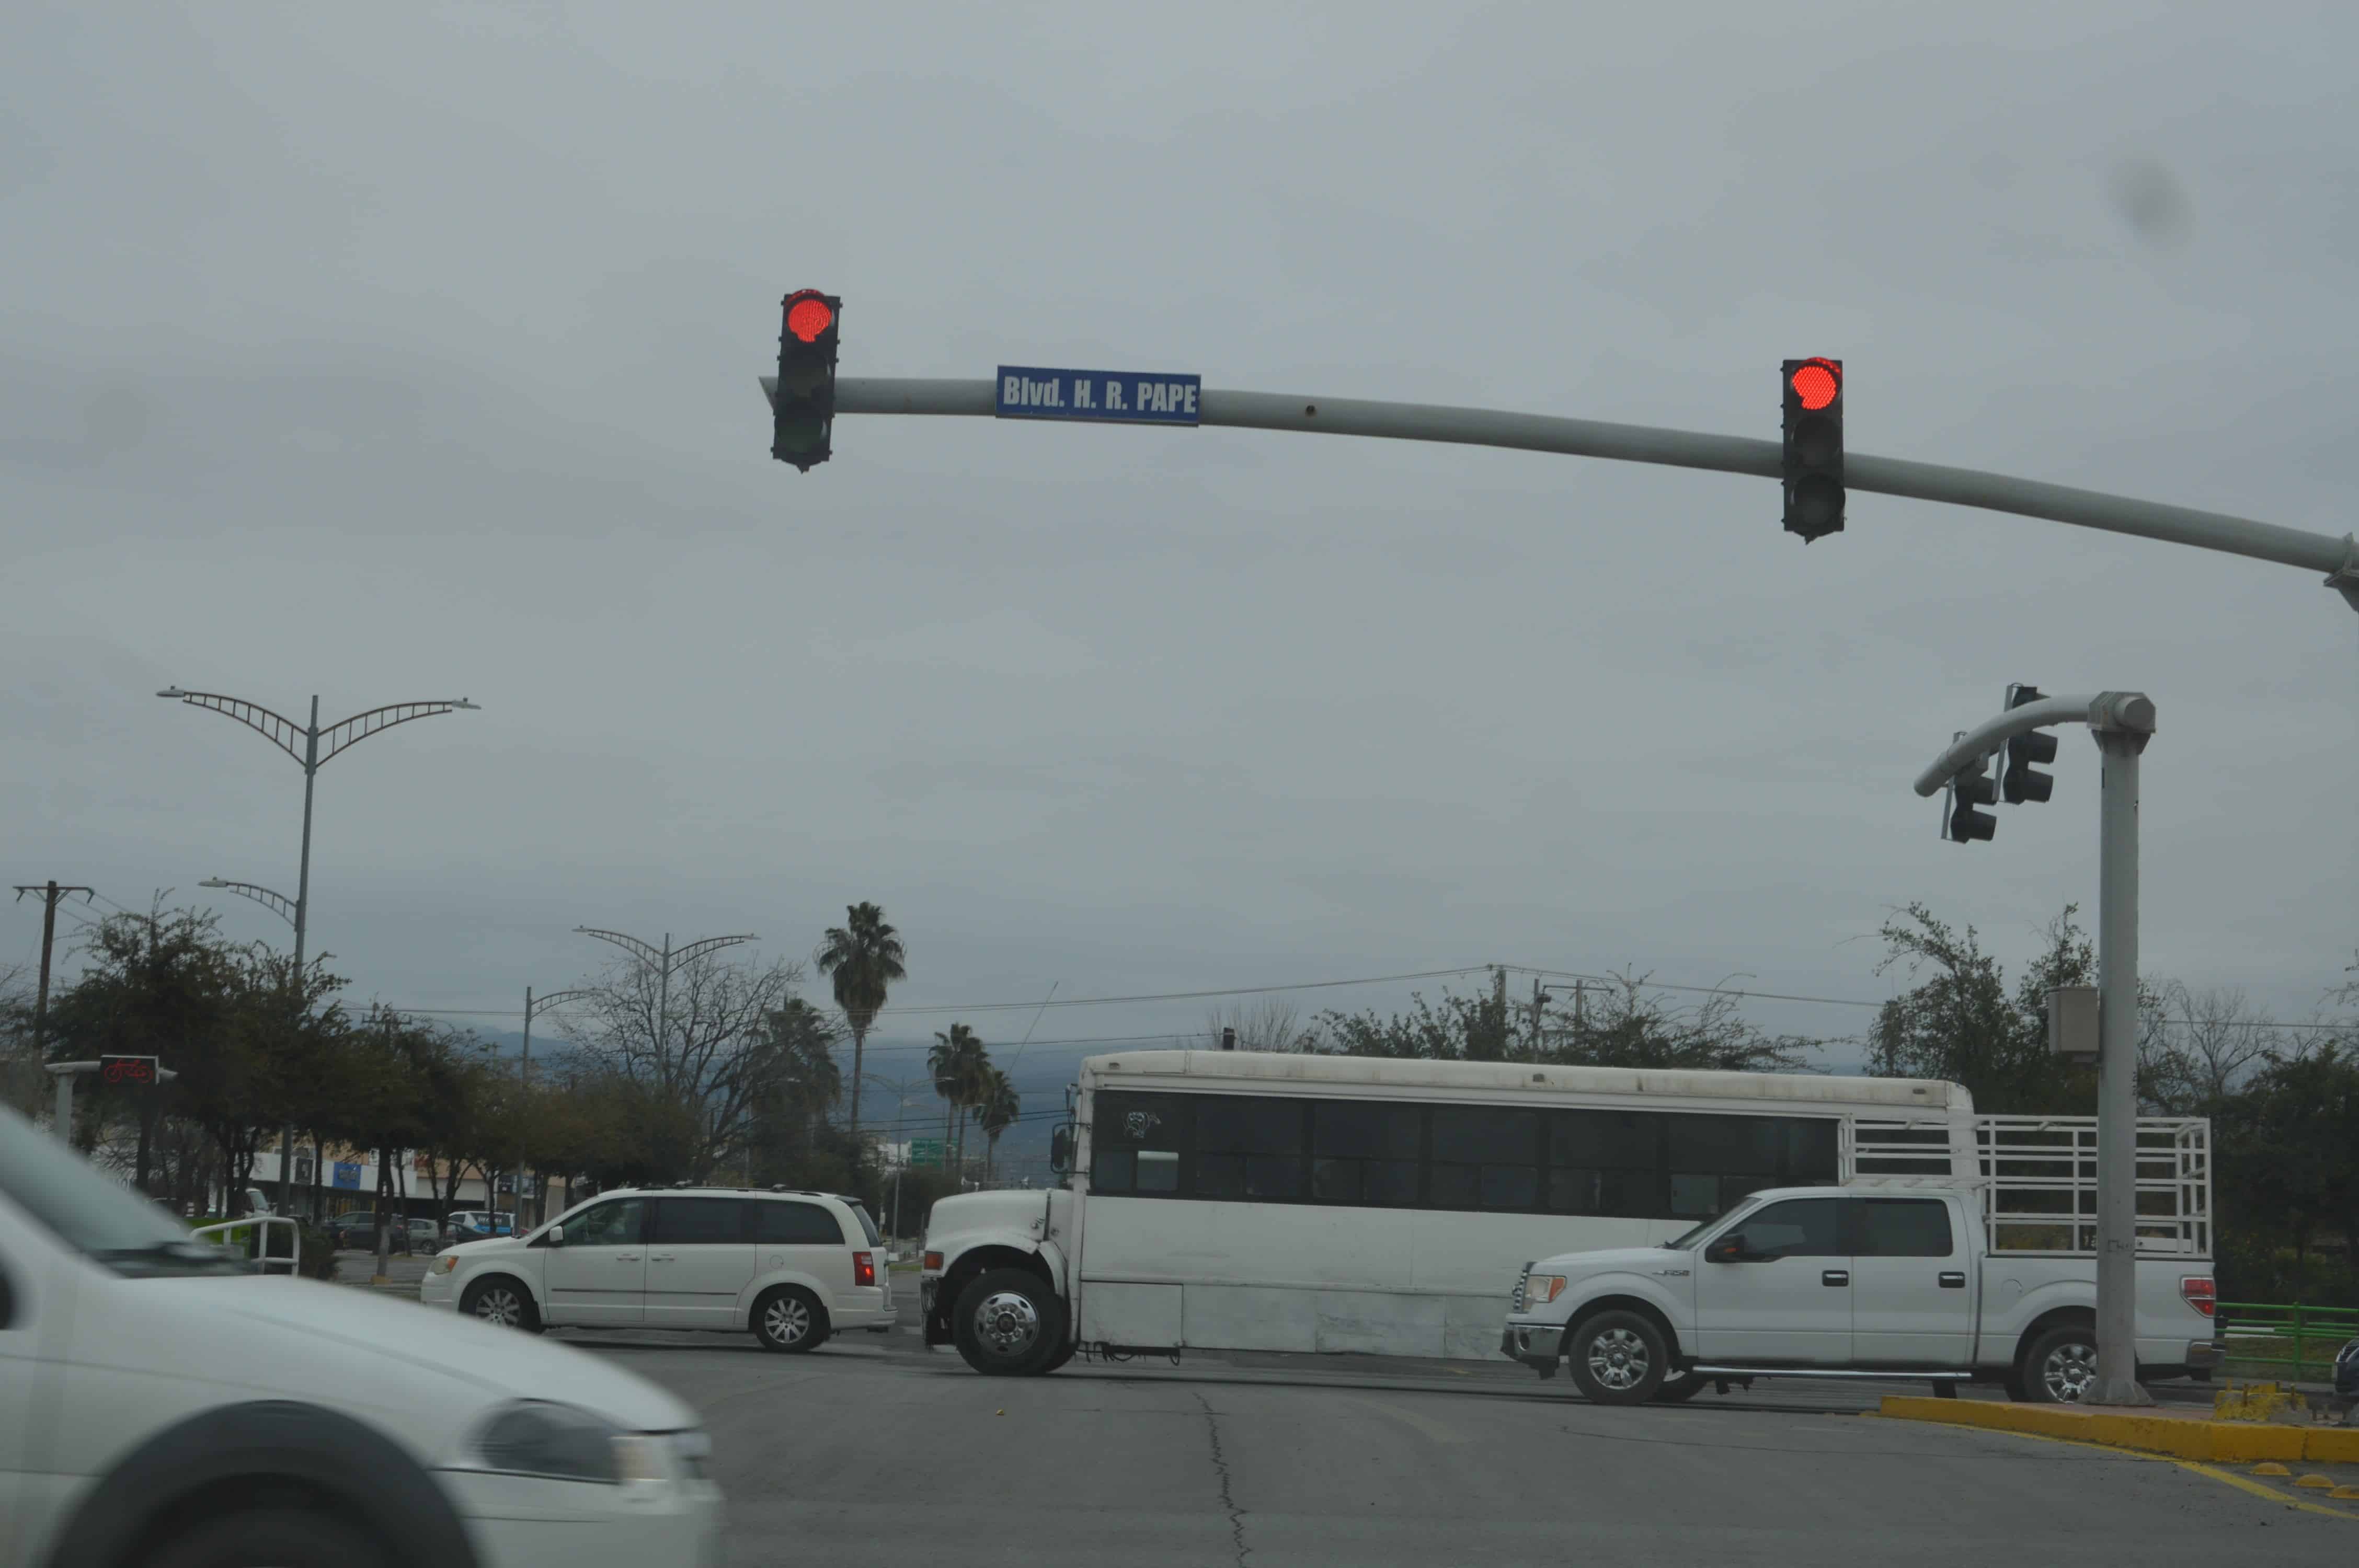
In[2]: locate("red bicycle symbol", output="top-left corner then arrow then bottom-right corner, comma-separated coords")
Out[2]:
102,1058 -> 154,1085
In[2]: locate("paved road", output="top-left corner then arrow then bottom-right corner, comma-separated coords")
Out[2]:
555,1329 -> 2357,1567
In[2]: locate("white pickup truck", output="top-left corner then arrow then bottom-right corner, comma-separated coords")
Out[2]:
1501,1184 -> 2220,1404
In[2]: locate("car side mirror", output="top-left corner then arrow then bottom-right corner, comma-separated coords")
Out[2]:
545,1224 -> 565,1248
1705,1234 -> 1747,1264
1049,1123 -> 1075,1175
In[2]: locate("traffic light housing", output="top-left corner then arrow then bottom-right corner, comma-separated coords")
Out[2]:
772,289 -> 841,471
2003,684 -> 2059,804
1944,742 -> 1998,844
1781,357 -> 1845,543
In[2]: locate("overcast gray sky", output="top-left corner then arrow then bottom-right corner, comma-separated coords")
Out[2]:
7,2 -> 2354,1099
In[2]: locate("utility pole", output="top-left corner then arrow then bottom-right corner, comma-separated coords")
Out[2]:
13,882 -> 95,1067
1529,976 -> 1546,1060
1492,965 -> 1507,1058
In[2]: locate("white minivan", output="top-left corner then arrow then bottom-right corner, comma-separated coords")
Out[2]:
0,1102 -> 723,1568
425,1186 -> 893,1352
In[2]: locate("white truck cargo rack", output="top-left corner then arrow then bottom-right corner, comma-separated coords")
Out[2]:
1845,1113 -> 2211,1258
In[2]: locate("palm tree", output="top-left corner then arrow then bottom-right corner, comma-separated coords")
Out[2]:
977,1068 -> 1020,1184
927,1023 -> 990,1179
815,903 -> 906,1157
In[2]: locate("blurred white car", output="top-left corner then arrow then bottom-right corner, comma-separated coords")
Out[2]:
0,1102 -> 723,1568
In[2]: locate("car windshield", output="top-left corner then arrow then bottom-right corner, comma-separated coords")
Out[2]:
0,1104 -> 247,1278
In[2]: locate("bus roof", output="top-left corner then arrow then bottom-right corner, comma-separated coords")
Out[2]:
1078,1050 -> 1971,1115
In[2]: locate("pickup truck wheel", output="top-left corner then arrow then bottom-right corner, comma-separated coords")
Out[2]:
1565,1310 -> 1669,1406
1654,1372 -> 1709,1403
2022,1322 -> 2100,1403
953,1269 -> 1067,1376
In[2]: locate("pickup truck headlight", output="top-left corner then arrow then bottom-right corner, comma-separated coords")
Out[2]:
1523,1274 -> 1567,1307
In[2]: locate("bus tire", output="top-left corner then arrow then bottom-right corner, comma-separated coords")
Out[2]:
1565,1310 -> 1669,1406
953,1269 -> 1065,1376
1654,1371 -> 1709,1403
1039,1336 -> 1078,1375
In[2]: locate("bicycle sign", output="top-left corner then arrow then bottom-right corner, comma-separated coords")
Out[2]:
99,1054 -> 160,1086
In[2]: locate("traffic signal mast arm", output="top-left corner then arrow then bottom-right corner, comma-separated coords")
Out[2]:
1912,691 -> 2156,798
769,374 -> 2359,605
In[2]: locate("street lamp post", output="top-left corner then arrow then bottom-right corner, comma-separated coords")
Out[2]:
857,1071 -> 922,1242
512,985 -> 590,1225
572,928 -> 757,1055
159,688 -> 480,1216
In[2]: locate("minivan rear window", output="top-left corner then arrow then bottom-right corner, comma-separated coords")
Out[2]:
847,1202 -> 883,1247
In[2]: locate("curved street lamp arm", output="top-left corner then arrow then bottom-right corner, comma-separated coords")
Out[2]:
198,878 -> 299,929
154,690 -> 307,766
669,934 -> 758,970
575,927 -> 665,968
316,699 -> 480,767
525,987 -> 596,1021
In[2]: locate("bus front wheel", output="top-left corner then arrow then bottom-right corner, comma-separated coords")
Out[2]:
953,1269 -> 1066,1376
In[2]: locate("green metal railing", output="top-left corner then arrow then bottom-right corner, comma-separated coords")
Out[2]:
2215,1301 -> 2359,1383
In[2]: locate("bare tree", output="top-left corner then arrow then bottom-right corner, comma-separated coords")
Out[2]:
2141,981 -> 2274,1113
555,949 -> 811,1182
1204,998 -> 1314,1053
0,964 -> 39,1117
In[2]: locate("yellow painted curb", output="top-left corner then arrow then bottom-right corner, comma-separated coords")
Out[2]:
2253,1462 -> 2293,1475
1878,1396 -> 2359,1464
2296,1474 -> 2338,1489
2330,1487 -> 2359,1501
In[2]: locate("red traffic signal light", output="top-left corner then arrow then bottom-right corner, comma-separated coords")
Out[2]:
1789,358 -> 1840,411
785,293 -> 835,344
1781,356 -> 1845,543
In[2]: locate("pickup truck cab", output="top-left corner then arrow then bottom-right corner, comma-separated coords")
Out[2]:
1501,1185 -> 2218,1404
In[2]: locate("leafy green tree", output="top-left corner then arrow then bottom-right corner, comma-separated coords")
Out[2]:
927,1023 -> 989,1175
2212,1044 -> 2359,1301
1870,903 -> 2095,1113
744,999 -> 846,1187
815,903 -> 906,1157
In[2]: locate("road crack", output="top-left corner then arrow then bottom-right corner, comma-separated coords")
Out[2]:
1195,1392 -> 1252,1565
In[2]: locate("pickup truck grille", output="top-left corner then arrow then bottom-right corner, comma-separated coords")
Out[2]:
1509,1264 -> 1532,1313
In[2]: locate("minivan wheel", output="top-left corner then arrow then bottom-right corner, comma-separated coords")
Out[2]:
754,1286 -> 830,1353
952,1268 -> 1067,1376
1564,1310 -> 1670,1406
461,1277 -> 541,1334
143,1508 -> 386,1568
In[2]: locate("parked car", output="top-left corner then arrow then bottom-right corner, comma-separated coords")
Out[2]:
0,1098 -> 723,1566
426,1186 -> 891,1353
406,1217 -> 442,1253
445,1209 -> 516,1242
1500,1185 -> 2219,1404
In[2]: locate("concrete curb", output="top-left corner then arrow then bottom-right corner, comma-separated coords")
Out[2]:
1879,1396 -> 2359,1463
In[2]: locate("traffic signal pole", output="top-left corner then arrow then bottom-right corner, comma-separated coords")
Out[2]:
771,375 -> 2359,608
1916,690 -> 2159,1406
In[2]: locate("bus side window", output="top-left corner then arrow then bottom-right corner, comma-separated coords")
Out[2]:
1092,1092 -> 1190,1197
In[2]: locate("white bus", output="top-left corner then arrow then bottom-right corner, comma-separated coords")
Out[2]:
919,1050 -> 2020,1374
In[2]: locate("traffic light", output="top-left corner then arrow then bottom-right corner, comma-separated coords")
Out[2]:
1943,741 -> 1997,844
771,288 -> 841,471
2002,684 -> 2058,804
1781,357 -> 1845,543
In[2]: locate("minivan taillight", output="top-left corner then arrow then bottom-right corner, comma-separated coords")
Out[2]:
2180,1276 -> 2215,1317
854,1251 -> 876,1288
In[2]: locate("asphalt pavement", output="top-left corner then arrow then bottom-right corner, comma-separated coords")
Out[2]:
563,1330 -> 2357,1566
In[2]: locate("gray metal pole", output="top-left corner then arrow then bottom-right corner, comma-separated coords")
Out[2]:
783,376 -> 2359,600
54,1069 -> 72,1142
658,933 -> 672,1059
278,696 -> 319,1220
2093,716 -> 2154,1406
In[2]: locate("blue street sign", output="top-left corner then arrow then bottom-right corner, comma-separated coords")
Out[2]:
996,365 -> 1201,426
